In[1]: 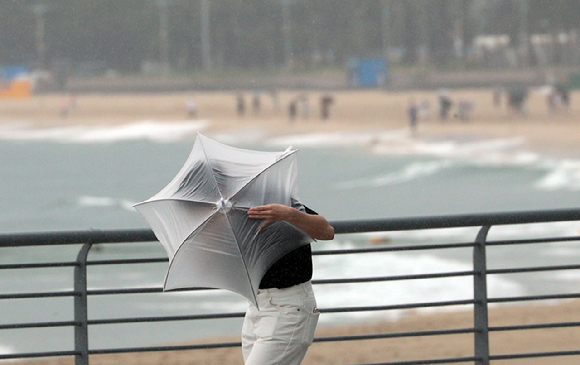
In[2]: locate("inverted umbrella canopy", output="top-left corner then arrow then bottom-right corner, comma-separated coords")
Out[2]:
134,133 -> 313,308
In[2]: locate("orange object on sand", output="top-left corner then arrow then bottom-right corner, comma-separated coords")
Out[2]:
0,79 -> 32,98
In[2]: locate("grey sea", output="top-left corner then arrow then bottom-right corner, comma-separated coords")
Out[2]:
1,122 -> 580,355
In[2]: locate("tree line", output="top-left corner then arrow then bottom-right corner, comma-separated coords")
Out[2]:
0,0 -> 579,74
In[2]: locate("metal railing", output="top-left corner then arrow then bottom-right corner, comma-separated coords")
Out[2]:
1,208 -> 580,365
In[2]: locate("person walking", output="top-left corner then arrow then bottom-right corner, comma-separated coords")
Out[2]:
437,90 -> 453,121
407,99 -> 419,137
237,93 -> 246,117
243,202 -> 334,365
288,99 -> 298,122
320,95 -> 334,121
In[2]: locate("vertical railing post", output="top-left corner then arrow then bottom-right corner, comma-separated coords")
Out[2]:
473,226 -> 490,365
74,243 -> 92,365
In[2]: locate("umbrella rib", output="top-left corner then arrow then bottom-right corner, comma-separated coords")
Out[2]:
180,211 -> 215,244
223,211 -> 256,305
198,134 -> 226,201
198,135 -> 270,303
133,198 -> 216,207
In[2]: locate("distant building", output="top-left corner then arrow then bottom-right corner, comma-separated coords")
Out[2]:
347,57 -> 389,88
473,31 -> 580,68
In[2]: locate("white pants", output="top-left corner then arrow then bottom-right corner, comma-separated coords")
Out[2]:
242,281 -> 319,365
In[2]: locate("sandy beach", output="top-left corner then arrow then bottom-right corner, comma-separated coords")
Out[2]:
1,87 -> 579,155
4,87 -> 580,364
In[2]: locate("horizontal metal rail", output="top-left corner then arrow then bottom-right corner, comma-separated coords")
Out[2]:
330,208 -> 580,233
490,350 -> 580,361
490,321 -> 580,332
357,358 -> 479,365
2,208 -> 579,246
0,208 -> 580,365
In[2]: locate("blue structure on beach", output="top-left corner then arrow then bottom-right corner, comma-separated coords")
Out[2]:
0,65 -> 29,80
348,57 -> 389,88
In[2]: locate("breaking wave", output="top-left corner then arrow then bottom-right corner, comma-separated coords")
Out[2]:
335,160 -> 453,189
0,120 -> 208,143
0,344 -> 14,355
535,159 -> 580,191
77,195 -> 136,211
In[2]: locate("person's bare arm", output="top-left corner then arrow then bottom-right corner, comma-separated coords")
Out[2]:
247,204 -> 334,240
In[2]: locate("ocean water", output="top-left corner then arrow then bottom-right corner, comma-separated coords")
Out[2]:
1,121 -> 580,354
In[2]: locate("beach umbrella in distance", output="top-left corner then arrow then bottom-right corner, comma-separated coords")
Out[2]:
133,133 -> 312,308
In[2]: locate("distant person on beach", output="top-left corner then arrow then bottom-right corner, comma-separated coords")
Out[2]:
237,93 -> 246,117
544,83 -> 570,114
186,98 -> 198,118
437,90 -> 453,121
407,99 -> 419,137
556,84 -> 570,110
507,88 -> 528,114
288,100 -> 298,122
320,95 -> 334,121
252,91 -> 261,115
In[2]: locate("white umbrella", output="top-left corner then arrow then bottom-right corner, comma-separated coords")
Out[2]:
134,133 -> 312,308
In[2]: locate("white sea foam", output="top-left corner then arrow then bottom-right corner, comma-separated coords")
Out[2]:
5,121 -> 577,195
0,344 -> 14,355
267,128 -> 529,160
489,221 -> 580,240
136,297 -> 248,313
266,129 -> 410,148
363,226 -> 481,244
270,130 -> 561,193
553,271 -> 580,281
0,120 -> 208,143
78,196 -> 117,207
269,128 -> 580,193
543,246 -> 580,257
310,241 -> 524,323
371,135 -> 534,164
77,196 -> 136,211
335,159 -> 453,189
209,127 -> 269,146
535,159 -> 580,191
367,132 -> 580,193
